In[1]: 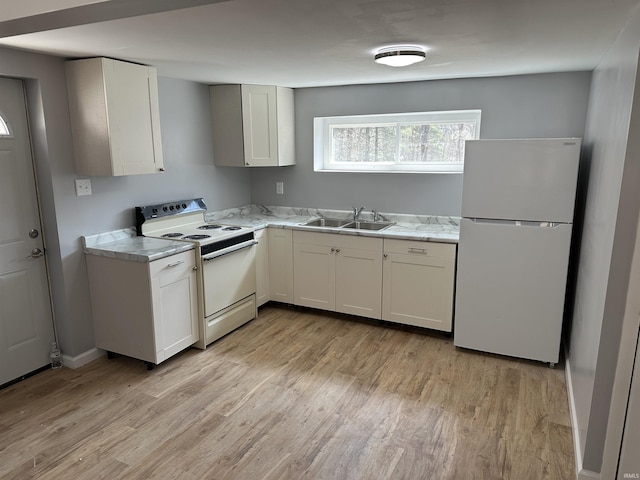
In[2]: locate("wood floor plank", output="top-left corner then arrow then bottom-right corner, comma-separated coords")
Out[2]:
0,304 -> 575,479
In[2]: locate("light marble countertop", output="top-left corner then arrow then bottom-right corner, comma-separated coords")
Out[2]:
82,228 -> 194,262
81,205 -> 459,262
206,205 -> 460,244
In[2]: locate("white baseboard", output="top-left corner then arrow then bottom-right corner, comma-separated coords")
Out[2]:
565,355 -> 601,480
578,471 -> 600,480
62,347 -> 104,369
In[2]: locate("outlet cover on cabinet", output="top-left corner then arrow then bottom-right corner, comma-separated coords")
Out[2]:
276,181 -> 284,195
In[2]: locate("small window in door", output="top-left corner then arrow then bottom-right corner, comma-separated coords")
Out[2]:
0,113 -> 10,136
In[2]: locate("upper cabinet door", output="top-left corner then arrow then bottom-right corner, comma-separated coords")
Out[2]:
210,84 -> 295,167
65,57 -> 164,176
241,85 -> 278,167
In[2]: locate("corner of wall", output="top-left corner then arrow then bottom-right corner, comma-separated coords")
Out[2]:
566,353 -> 602,480
62,348 -> 104,369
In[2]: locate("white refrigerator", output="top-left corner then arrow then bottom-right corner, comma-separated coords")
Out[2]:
453,138 -> 581,366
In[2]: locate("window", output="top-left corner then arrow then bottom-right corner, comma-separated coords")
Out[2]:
314,110 -> 481,173
0,113 -> 10,137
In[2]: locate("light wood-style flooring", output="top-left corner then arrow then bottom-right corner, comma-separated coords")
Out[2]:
0,305 -> 574,479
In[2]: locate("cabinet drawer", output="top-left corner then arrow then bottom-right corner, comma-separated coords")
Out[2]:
384,239 -> 456,260
294,230 -> 382,252
149,250 -> 195,278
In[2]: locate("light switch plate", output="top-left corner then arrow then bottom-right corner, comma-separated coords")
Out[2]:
276,181 -> 284,195
75,178 -> 92,196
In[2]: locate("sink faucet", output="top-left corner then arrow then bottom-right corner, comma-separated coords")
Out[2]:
353,206 -> 366,221
372,210 -> 381,222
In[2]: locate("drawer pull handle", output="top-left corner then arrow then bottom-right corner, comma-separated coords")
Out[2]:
167,260 -> 184,267
408,247 -> 427,254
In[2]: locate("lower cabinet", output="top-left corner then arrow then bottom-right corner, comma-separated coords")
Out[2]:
268,228 -> 294,303
293,231 -> 383,318
86,249 -> 199,365
268,228 -> 456,333
382,239 -> 456,332
255,228 -> 270,307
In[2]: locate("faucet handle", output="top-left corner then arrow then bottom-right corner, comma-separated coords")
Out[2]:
353,205 -> 366,220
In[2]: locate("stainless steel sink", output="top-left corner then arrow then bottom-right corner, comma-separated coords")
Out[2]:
303,218 -> 352,228
342,221 -> 394,231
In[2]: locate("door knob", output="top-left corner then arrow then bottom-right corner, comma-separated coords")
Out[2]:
26,248 -> 44,259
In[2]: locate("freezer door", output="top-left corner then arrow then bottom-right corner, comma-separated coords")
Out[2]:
462,138 -> 581,223
453,218 -> 573,364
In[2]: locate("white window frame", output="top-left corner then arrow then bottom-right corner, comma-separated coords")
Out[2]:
314,110 -> 481,174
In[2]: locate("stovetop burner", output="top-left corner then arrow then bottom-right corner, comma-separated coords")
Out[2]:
223,226 -> 241,231
198,224 -> 223,230
162,233 -> 184,238
183,234 -> 211,240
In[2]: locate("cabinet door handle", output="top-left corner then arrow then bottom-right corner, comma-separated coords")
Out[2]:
408,247 -> 427,254
383,253 -> 388,258
335,248 -> 341,253
330,247 -> 336,253
167,260 -> 184,267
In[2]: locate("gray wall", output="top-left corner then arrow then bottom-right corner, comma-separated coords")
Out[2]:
0,44 -> 599,380
567,6 -> 640,474
0,46 -> 251,357
250,72 -> 591,216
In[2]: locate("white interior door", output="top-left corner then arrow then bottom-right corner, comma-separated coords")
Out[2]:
0,77 -> 55,386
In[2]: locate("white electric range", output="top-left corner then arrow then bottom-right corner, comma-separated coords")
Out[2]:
135,198 -> 257,348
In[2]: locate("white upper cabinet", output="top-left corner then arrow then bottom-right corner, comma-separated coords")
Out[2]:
65,57 -> 165,176
210,84 -> 295,167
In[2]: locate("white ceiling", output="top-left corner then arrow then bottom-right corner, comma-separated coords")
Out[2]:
1,0 -> 639,88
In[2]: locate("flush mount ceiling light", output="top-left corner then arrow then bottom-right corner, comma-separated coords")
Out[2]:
374,46 -> 426,67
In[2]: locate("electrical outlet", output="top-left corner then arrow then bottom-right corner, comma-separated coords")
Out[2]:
75,178 -> 92,196
276,181 -> 284,195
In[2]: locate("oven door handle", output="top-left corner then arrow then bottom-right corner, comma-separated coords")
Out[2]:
202,239 -> 258,262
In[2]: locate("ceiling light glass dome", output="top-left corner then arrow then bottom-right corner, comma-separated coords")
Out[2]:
374,46 -> 426,67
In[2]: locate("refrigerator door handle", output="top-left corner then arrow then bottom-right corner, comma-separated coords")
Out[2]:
468,218 -> 567,228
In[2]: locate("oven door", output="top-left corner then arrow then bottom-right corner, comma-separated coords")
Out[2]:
202,240 -> 257,318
